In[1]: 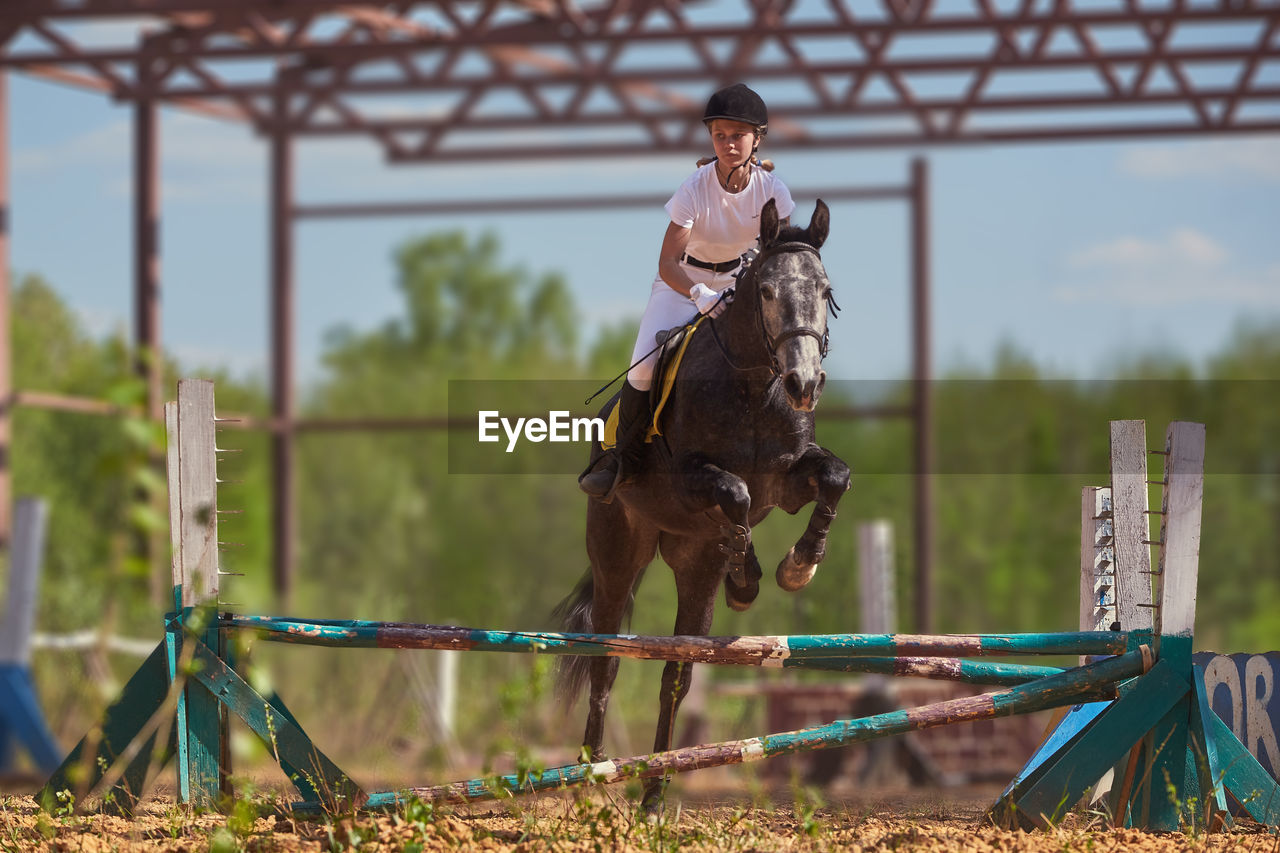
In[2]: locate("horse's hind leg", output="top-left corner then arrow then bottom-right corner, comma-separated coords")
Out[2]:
776,446 -> 852,591
582,502 -> 658,760
641,540 -> 721,813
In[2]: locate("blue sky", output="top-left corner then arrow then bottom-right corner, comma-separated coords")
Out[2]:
9,70 -> 1280,386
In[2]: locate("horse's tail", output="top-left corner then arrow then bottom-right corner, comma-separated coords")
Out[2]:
551,568 -> 644,708
551,571 -> 598,708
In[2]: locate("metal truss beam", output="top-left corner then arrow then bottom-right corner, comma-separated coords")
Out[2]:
292,182 -> 909,219
2,1 -> 1278,157
0,1 -> 351,19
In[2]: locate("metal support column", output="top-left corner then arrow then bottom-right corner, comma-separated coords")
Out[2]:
134,67 -> 162,421
134,61 -> 166,600
270,92 -> 295,604
0,72 -> 10,549
910,157 -> 934,632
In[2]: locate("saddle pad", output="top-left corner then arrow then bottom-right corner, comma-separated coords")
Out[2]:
601,314 -> 707,450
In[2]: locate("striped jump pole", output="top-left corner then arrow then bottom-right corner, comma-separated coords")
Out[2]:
798,656 -> 1064,686
381,646 -> 1152,808
222,614 -> 1130,663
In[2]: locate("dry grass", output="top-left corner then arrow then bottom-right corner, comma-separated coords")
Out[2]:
2,782 -> 1278,853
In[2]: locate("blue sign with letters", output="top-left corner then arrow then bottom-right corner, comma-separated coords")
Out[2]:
1194,652 -> 1280,781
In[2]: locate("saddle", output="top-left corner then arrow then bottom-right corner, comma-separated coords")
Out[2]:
600,315 -> 707,450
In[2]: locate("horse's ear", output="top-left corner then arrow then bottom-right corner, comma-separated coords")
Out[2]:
808,199 -> 830,249
759,198 -> 780,247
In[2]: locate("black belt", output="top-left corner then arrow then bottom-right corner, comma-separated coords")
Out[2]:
683,254 -> 741,274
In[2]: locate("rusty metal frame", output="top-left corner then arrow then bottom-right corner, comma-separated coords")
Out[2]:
1,0 -> 1277,158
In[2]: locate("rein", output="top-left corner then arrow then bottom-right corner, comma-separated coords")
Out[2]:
584,241 -> 839,405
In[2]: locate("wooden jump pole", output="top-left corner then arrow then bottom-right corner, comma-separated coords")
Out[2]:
221,615 -> 1130,662
778,656 -> 1064,685
227,611 -> 1071,685
388,647 -> 1152,807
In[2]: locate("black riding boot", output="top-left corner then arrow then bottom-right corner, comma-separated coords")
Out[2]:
578,382 -> 651,499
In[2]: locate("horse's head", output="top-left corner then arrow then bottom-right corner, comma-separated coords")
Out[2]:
750,198 -> 833,412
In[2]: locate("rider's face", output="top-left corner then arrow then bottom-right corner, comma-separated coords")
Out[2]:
707,119 -> 758,168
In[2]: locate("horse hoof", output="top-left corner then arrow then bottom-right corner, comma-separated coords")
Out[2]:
639,790 -> 666,820
776,548 -> 817,591
725,577 -> 759,612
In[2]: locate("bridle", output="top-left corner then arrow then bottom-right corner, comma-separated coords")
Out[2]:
708,241 -> 840,377
584,239 -> 838,407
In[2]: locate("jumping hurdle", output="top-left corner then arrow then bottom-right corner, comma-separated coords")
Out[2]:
40,380 -> 1280,832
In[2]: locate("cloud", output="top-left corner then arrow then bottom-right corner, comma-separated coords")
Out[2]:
74,305 -> 127,339
14,119 -> 130,172
1119,139 -> 1280,182
1068,228 -> 1228,269
14,110 -> 263,201
163,113 -> 264,170
14,92 -> 694,208
1054,229 -> 1280,306
14,87 -> 694,205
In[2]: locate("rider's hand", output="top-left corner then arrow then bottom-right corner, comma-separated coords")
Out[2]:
689,283 -> 727,318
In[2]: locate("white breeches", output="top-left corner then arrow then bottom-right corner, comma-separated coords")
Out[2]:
627,265 -> 738,391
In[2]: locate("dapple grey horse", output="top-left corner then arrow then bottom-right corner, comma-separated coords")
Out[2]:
556,198 -> 851,810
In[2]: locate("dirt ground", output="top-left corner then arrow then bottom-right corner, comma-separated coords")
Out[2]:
2,777 -> 1277,852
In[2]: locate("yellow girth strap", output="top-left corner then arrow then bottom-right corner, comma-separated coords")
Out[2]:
601,314 -> 707,450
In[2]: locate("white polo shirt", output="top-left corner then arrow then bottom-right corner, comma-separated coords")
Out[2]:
665,163 -> 797,265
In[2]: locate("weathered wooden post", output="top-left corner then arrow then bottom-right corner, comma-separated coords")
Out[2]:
858,520 -> 895,638
1138,421 -> 1206,829
166,379 -> 225,806
1109,420 -> 1154,633
1104,421 -> 1156,821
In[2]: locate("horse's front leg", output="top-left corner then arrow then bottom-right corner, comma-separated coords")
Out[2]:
776,446 -> 851,591
680,455 -> 755,597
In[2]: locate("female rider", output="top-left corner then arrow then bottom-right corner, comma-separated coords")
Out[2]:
580,83 -> 796,499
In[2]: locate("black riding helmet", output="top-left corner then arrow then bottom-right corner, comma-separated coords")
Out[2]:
703,83 -> 768,133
